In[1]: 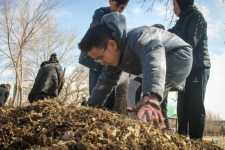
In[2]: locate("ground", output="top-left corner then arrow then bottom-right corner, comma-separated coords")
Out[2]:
204,136 -> 225,149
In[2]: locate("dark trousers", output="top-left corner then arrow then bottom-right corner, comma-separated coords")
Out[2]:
0,100 -> 5,107
161,94 -> 170,129
177,67 -> 210,139
89,67 -> 115,110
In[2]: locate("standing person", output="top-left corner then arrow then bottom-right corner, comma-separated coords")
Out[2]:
78,12 -> 193,126
0,84 -> 11,107
168,0 -> 211,139
78,0 -> 129,110
28,53 -> 64,103
81,97 -> 87,106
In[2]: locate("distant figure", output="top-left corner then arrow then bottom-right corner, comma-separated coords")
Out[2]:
28,53 -> 64,103
81,97 -> 87,106
0,84 -> 11,107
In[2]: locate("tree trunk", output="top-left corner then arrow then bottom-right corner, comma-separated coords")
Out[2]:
13,75 -> 19,106
19,56 -> 23,106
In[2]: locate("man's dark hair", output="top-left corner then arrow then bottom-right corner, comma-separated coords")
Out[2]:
78,24 -> 114,52
113,0 -> 129,6
153,24 -> 165,30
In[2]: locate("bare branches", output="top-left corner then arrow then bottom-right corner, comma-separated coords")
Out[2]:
138,0 -> 175,28
0,0 -> 63,106
59,65 -> 89,106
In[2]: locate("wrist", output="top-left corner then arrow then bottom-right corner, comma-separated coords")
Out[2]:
144,93 -> 159,102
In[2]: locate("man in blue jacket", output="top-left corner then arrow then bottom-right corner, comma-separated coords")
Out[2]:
79,0 -> 129,110
78,13 -> 193,126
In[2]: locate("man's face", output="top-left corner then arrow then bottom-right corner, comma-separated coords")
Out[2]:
173,0 -> 181,17
109,0 -> 128,13
88,40 -> 121,67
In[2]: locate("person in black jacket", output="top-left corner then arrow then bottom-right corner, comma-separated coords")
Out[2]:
81,97 -> 87,106
168,0 -> 211,139
78,0 -> 129,110
0,84 -> 11,107
28,53 -> 64,103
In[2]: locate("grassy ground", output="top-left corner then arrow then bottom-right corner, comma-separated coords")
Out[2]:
204,136 -> 225,149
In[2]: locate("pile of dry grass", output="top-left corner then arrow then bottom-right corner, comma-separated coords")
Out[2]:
114,81 -> 128,115
0,100 -> 222,150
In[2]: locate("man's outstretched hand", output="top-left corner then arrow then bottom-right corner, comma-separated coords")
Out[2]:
126,94 -> 164,127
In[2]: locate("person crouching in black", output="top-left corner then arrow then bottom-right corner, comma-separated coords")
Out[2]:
28,53 -> 64,103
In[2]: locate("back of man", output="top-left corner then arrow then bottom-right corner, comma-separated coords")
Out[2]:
28,54 -> 64,103
0,84 -> 10,107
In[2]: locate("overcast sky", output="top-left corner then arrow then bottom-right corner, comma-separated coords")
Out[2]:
1,0 -> 225,119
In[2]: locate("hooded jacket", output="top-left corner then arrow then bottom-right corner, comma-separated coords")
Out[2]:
78,7 -> 111,71
87,12 -> 193,107
168,5 -> 211,68
0,84 -> 9,107
28,61 -> 64,103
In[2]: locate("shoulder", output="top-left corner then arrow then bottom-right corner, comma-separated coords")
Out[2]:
188,8 -> 207,24
93,7 -> 109,17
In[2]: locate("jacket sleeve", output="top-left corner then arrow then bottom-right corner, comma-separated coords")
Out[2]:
87,66 -> 122,107
186,15 -> 206,49
167,26 -> 176,33
90,9 -> 105,27
4,91 -> 9,103
132,37 -> 166,101
55,64 -> 64,94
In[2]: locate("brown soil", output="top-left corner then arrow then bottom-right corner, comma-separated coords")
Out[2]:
0,100 -> 222,150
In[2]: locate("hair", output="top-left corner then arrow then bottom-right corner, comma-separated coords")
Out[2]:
6,84 -> 11,90
78,24 -> 114,52
49,53 -> 59,63
113,0 -> 129,6
153,24 -> 165,30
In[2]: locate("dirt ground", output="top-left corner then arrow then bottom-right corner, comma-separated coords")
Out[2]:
204,136 -> 225,149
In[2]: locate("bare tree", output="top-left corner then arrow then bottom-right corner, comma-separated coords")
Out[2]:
24,20 -> 78,83
59,65 -> 89,106
205,110 -> 222,134
0,0 -> 62,106
139,0 -> 175,27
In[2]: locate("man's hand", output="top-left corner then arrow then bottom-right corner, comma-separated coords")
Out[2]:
126,94 -> 164,127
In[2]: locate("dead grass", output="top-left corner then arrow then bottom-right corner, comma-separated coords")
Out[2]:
0,99 -> 223,150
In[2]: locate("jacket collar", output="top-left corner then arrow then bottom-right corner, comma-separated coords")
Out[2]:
40,61 -> 57,67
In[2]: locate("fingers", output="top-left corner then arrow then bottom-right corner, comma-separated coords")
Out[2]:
157,110 -> 164,124
137,108 -> 145,120
126,106 -> 137,112
146,109 -> 153,122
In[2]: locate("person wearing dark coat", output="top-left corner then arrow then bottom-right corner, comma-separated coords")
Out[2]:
0,84 -> 11,107
78,0 -> 129,110
28,53 -> 64,103
81,97 -> 87,106
168,0 -> 211,139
